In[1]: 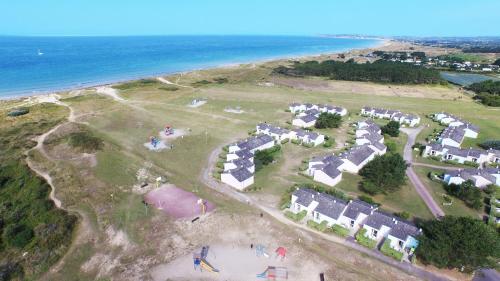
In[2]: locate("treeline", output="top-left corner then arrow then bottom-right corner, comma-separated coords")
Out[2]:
273,60 -> 442,84
467,80 -> 500,107
463,46 -> 500,53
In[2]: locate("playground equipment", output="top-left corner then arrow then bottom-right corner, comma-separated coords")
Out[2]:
255,244 -> 270,258
256,266 -> 288,280
150,136 -> 159,148
164,125 -> 174,136
193,246 -> 219,273
197,198 -> 208,215
275,247 -> 287,261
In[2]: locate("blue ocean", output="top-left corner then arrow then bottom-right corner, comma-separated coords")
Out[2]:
0,36 -> 380,98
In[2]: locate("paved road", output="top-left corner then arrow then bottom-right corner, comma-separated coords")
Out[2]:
401,127 -> 445,218
473,269 -> 500,281
200,144 -> 450,281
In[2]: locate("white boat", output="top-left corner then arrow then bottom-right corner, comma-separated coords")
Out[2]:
37,49 -> 44,56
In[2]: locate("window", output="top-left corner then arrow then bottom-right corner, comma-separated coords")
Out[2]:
350,220 -> 355,228
399,240 -> 404,248
447,154 -> 453,160
472,158 -> 477,163
372,229 -> 378,237
296,204 -> 301,211
315,212 -> 320,220
431,151 -> 436,155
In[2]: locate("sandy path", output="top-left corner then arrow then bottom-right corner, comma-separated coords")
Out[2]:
96,86 -> 125,101
157,76 -> 194,89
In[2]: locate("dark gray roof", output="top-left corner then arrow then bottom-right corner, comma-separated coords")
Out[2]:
342,200 -> 375,220
320,163 -> 342,179
360,132 -> 383,144
299,114 -> 317,123
446,147 -> 487,158
228,166 -> 253,182
389,221 -> 421,241
304,109 -> 320,116
339,145 -> 375,165
237,134 -> 274,150
364,211 -> 396,230
440,126 -> 465,144
314,193 -> 348,220
235,149 -> 254,159
292,188 -> 316,207
232,158 -> 254,169
370,141 -> 387,152
458,123 -> 480,133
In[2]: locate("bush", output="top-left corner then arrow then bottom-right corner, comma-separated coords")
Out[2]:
358,195 -> 380,206
3,224 -> 34,248
158,85 -> 179,91
463,161 -> 480,168
254,145 -> 281,171
307,220 -> 329,232
68,131 -> 103,152
331,224 -> 349,237
7,107 -> 29,117
380,239 -> 403,260
479,140 -> 500,150
113,79 -> 158,90
394,211 -> 410,220
302,142 -> 314,148
444,180 -> 483,209
291,139 -> 301,145
280,139 -> 289,144
355,229 -> 377,249
323,139 -> 334,148
284,210 -> 307,222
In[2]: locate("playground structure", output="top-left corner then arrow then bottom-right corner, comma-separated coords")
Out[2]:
164,125 -> 174,136
150,136 -> 160,148
255,244 -> 270,258
193,246 -> 219,273
257,266 -> 288,280
275,247 -> 287,261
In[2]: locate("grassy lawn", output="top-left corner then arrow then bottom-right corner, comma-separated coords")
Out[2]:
380,239 -> 403,261
413,166 -> 483,218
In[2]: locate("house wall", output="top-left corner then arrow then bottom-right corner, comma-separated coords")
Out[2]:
312,211 -> 338,226
221,173 -> 254,190
313,170 -> 342,187
387,235 -> 406,252
292,118 -> 315,128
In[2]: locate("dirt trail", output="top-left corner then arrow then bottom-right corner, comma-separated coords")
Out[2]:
24,96 -> 95,278
157,76 -> 194,89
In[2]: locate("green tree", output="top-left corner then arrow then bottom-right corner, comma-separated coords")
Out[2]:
315,113 -> 342,129
444,180 -> 483,210
359,153 -> 407,194
381,121 -> 400,137
417,216 -> 500,271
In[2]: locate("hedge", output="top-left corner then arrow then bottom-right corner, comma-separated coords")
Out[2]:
284,210 -> 307,222
331,224 -> 349,237
380,239 -> 404,260
355,229 -> 377,249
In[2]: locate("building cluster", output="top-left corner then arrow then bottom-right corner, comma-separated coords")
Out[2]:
221,134 -> 275,190
256,123 -> 325,147
307,120 -> 386,187
289,103 -> 348,128
360,107 -> 420,127
422,113 -> 500,188
291,188 -> 421,254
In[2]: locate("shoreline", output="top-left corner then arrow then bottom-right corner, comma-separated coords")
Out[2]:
1,38 -> 390,102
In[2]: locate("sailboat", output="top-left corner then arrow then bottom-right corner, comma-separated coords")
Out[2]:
37,49 -> 44,56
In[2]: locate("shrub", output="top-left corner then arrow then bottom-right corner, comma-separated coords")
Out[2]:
394,211 -> 410,220
68,131 -> 103,152
358,195 -> 380,206
254,145 -> 281,171
113,79 -> 158,90
323,139 -> 334,148
479,140 -> 500,150
355,229 -> 377,249
307,220 -> 329,232
280,139 -> 289,144
291,139 -> 301,145
444,180 -> 483,210
213,77 -> 228,84
7,108 -> 29,117
331,224 -> 349,237
359,153 -> 407,194
463,161 -> 480,168
380,239 -> 403,260
3,224 -> 34,248
302,142 -> 314,148
158,85 -> 179,91
284,210 -> 307,222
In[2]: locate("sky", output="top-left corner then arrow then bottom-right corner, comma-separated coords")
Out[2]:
1,0 -> 499,37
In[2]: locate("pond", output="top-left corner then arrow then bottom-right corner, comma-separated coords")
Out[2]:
440,71 -> 499,86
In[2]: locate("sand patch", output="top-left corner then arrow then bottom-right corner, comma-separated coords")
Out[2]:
96,86 -> 124,101
187,100 -> 207,108
144,140 -> 170,151
150,244 -> 322,281
144,184 -> 215,219
158,128 -> 188,140
224,107 -> 245,114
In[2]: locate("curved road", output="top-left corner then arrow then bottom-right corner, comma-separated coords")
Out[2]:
200,144 -> 450,281
401,127 -> 445,218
